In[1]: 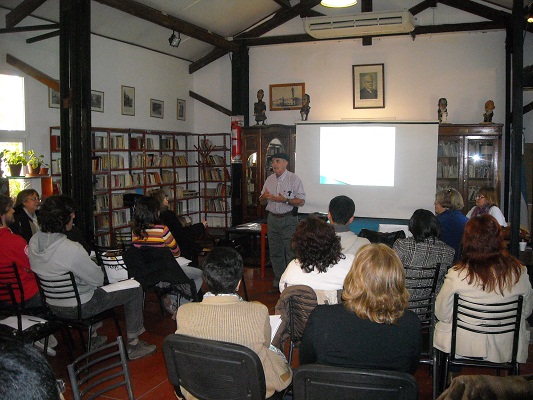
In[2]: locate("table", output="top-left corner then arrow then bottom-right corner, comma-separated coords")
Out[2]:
226,221 -> 268,278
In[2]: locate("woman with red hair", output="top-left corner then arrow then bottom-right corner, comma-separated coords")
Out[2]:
434,215 -> 533,363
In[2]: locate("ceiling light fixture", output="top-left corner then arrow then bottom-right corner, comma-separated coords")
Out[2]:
321,0 -> 357,7
528,7 -> 533,23
168,30 -> 181,47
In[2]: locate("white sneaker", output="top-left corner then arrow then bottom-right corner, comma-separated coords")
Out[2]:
34,339 -> 57,356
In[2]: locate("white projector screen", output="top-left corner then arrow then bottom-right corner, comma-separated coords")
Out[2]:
295,121 -> 439,219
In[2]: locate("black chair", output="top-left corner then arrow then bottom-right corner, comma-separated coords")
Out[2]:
0,282 -> 62,356
359,229 -> 406,247
94,246 -> 129,285
163,333 -> 266,400
438,294 -> 524,392
68,336 -> 134,400
34,272 -> 123,352
113,228 -> 133,251
292,364 -> 418,400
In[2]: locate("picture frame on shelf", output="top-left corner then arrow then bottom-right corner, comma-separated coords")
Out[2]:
269,82 -> 305,111
352,63 -> 385,109
91,90 -> 104,112
177,98 -> 186,120
150,99 -> 164,118
48,88 -> 60,108
121,85 -> 135,116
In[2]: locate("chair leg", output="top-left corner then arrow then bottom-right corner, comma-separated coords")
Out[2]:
112,311 -> 123,338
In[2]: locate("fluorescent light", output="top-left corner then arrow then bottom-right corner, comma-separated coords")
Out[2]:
321,0 -> 357,7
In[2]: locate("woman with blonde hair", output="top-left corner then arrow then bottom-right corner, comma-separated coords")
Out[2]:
466,186 -> 507,227
435,188 -> 468,262
299,244 -> 422,374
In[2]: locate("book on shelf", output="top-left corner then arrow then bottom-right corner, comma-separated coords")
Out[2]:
50,135 -> 61,152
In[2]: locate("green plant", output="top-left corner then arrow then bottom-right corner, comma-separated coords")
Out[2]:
2,149 -> 27,165
27,150 -> 44,168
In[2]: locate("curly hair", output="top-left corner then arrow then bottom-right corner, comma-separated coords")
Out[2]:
292,216 -> 344,273
132,196 -> 160,240
343,243 -> 409,324
38,195 -> 75,233
455,214 -> 522,295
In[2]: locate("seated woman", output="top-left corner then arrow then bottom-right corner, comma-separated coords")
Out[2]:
176,247 -> 292,399
149,189 -> 207,264
466,186 -> 507,227
299,244 -> 422,374
11,189 -> 40,243
128,196 -> 203,295
435,188 -> 468,263
434,215 -> 533,364
279,216 -> 353,304
393,209 -> 455,296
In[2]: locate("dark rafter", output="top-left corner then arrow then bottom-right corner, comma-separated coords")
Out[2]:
189,90 -> 232,116
0,23 -> 59,34
26,29 -> 60,43
439,0 -> 511,23
94,0 -> 239,52
272,0 -> 292,8
189,0 -> 322,73
6,53 -> 59,91
410,0 -> 437,16
361,0 -> 372,46
6,0 -> 48,28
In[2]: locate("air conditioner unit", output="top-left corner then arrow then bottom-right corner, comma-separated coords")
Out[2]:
304,10 -> 415,39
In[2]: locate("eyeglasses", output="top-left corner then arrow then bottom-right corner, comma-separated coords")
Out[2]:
475,195 -> 485,200
27,197 -> 40,201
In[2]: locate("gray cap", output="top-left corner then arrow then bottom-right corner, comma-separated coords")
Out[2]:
271,153 -> 289,162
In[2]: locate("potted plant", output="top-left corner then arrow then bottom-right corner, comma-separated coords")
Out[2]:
39,161 -> 50,176
2,149 -> 27,176
27,150 -> 44,175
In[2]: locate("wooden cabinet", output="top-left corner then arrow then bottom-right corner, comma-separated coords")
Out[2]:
437,123 -> 502,213
241,124 -> 295,222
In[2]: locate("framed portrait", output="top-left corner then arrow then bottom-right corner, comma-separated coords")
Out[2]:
48,88 -> 60,108
121,85 -> 135,116
177,99 -> 186,120
352,64 -> 385,109
269,82 -> 305,111
91,90 -> 104,112
150,99 -> 164,118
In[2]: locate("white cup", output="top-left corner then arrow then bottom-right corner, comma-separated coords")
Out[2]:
519,241 -> 527,252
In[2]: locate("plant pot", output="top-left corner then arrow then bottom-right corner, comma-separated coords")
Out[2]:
27,164 -> 41,176
40,167 -> 49,176
8,164 -> 22,177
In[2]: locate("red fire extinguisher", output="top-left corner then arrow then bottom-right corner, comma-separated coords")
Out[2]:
231,118 -> 242,162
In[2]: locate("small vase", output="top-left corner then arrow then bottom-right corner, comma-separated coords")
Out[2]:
8,164 -> 22,177
27,164 -> 41,176
40,167 -> 49,176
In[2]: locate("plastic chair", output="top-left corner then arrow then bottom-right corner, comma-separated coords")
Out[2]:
439,294 -> 524,392
292,364 -> 418,400
163,333 -> 266,400
34,272 -> 123,351
68,336 -> 134,400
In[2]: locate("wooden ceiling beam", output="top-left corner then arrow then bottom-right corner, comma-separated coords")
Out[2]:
272,0 -> 292,8
26,29 -> 60,43
6,0 -> 48,28
0,23 -> 59,34
438,0 -> 510,23
6,53 -> 59,91
94,0 -> 239,52
410,0 -> 437,16
189,90 -> 232,116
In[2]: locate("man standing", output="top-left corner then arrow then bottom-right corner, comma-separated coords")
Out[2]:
259,153 -> 305,290
327,195 -> 369,256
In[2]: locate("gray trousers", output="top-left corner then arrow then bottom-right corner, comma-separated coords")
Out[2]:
267,213 -> 298,284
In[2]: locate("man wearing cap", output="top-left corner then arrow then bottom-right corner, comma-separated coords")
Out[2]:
259,153 -> 305,290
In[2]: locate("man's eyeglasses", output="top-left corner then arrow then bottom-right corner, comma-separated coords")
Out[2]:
27,197 -> 40,201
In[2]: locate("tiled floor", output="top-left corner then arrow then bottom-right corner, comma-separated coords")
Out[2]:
48,265 -> 533,400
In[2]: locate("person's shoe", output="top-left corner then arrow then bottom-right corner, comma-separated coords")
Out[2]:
127,340 -> 157,360
34,339 -> 57,356
89,335 -> 108,350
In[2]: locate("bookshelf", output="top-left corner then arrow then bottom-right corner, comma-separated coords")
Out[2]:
196,133 -> 231,232
51,127 -> 198,246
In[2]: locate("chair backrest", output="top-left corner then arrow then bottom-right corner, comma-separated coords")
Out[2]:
163,334 -> 266,400
450,293 -> 523,365
67,336 -> 134,400
293,364 -> 418,400
35,272 -> 83,320
0,282 -> 23,333
405,263 -> 441,294
408,293 -> 436,363
94,247 -> 128,284
0,262 -> 25,306
359,229 -> 406,247
113,228 -> 133,250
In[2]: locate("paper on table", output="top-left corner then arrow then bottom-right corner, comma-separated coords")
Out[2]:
270,315 -> 282,342
0,315 -> 48,331
176,257 -> 192,266
101,278 -> 141,293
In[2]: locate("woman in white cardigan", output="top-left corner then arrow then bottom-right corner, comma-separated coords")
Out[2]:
466,186 -> 507,227
434,215 -> 533,363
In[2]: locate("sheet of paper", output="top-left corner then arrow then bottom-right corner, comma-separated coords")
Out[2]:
101,278 -> 140,293
269,315 -> 282,342
0,315 -> 48,331
176,257 -> 192,266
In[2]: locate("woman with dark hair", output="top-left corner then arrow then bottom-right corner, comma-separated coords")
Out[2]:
466,186 -> 507,227
393,209 -> 455,295
434,215 -> 533,363
129,196 -> 203,296
149,189 -> 206,264
300,244 -> 421,373
10,189 -> 40,243
279,216 -> 352,304
435,188 -> 468,263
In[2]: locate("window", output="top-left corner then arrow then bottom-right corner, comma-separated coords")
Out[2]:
0,74 -> 25,131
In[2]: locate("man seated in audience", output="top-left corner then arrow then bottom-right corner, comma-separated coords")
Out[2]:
176,247 -> 292,399
328,195 -> 370,256
28,195 -> 156,360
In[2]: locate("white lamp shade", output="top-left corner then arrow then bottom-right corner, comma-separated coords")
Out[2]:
321,0 -> 357,7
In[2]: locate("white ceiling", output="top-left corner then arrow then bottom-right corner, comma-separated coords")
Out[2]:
1,0 -> 530,64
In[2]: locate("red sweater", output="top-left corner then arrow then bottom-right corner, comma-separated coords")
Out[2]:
0,227 -> 39,303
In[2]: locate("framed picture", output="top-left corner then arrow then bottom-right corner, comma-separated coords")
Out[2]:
150,98 -> 164,118
177,98 -> 186,120
269,82 -> 305,111
48,88 -> 60,108
91,90 -> 104,112
121,85 -> 135,116
353,64 -> 385,109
